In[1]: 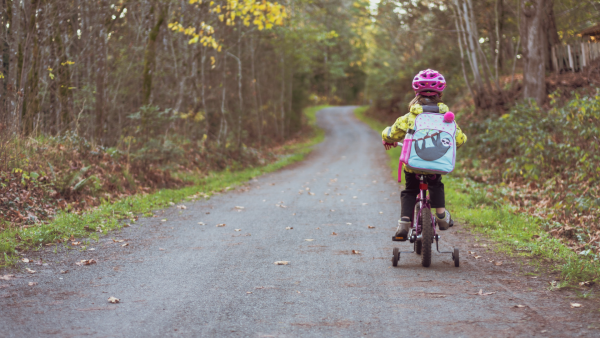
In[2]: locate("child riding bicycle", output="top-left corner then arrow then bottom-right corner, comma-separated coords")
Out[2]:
381,69 -> 467,240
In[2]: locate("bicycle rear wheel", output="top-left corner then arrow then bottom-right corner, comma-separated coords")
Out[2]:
421,207 -> 433,267
414,204 -> 422,255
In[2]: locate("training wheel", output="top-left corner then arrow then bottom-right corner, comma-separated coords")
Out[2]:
453,248 -> 459,267
392,247 -> 399,267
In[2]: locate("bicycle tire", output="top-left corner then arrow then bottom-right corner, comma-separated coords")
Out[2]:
415,204 -> 422,255
421,207 -> 433,267
453,248 -> 459,267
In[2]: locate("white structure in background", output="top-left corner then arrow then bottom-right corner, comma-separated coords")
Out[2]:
552,23 -> 600,73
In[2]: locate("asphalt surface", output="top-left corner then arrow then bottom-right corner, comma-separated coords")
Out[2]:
1,107 -> 599,338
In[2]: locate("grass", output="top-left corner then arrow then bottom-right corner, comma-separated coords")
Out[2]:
354,106 -> 599,285
0,106 -> 328,267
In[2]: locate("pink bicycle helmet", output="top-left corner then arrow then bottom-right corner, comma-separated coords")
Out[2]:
412,69 -> 446,96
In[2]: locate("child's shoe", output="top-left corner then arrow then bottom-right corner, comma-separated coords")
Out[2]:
394,217 -> 411,240
436,210 -> 454,230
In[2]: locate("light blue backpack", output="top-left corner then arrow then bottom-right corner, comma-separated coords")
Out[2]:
403,106 -> 457,175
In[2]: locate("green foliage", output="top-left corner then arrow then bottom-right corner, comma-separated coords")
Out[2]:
467,89 -> 600,213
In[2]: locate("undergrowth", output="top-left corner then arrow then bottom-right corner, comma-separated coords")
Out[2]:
0,106 -> 328,267
354,106 -> 599,285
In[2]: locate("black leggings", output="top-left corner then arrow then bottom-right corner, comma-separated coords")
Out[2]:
400,171 -> 445,220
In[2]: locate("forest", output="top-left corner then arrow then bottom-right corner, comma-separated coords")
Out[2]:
1,0 -> 600,266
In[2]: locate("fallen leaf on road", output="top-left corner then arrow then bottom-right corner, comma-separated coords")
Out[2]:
495,261 -> 503,266
112,239 -> 124,243
177,205 -> 187,210
362,203 -> 368,206
161,219 -> 167,222
308,192 -> 315,196
26,268 -> 36,274
468,251 -> 476,255
76,259 -> 96,266
28,282 -> 37,286
346,223 -> 352,225
477,289 -> 495,296
330,210 -> 335,212
324,193 -> 329,195
570,303 -> 582,308
353,196 -> 357,199
368,225 -> 375,229
71,241 -> 81,246
246,292 -> 252,294
351,250 -> 361,254
235,206 -> 245,210
122,243 -> 129,247
315,227 -> 320,229
514,305 -> 526,308
372,180 -> 377,183
108,296 -> 120,304
319,200 -> 324,203
235,229 -> 241,232
332,232 -> 337,235
168,202 -> 175,206
579,281 -> 594,287
379,212 -> 383,214
216,223 -> 226,227
297,291 -> 301,294
22,258 -> 29,263
305,239 -> 314,242
198,222 -> 205,225
340,199 -> 344,202
474,256 -> 482,259
0,275 -> 15,280
60,270 -> 68,274
274,261 -> 289,265
286,227 -> 293,230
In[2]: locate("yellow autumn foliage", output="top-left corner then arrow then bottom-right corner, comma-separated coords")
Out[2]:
169,0 -> 287,50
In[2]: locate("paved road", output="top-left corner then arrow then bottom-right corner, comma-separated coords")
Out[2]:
1,107 -> 598,337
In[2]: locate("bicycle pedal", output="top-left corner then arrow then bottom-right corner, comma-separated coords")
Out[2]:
392,235 -> 408,242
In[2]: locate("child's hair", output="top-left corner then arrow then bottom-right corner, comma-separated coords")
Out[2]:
408,92 -> 443,109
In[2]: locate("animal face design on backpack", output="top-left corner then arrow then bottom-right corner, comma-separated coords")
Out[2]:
414,130 -> 453,161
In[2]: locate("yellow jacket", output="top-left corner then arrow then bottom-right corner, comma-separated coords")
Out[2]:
381,103 -> 467,174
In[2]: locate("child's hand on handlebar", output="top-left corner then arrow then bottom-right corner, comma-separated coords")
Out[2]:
382,140 -> 397,151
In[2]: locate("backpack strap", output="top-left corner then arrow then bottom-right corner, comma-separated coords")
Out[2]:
421,105 -> 439,113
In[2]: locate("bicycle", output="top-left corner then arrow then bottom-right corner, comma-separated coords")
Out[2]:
391,171 -> 459,268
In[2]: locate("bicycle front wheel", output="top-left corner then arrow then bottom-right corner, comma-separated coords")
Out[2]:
421,207 -> 433,267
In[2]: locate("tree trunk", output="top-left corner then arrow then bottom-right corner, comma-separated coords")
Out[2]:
54,12 -> 73,132
95,1 -> 107,143
544,0 -> 560,72
142,4 -> 167,108
520,0 -> 547,105
23,0 -> 41,135
7,0 -> 21,130
452,11 -> 477,102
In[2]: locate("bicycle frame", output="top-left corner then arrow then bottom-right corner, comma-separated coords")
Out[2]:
413,174 -> 437,239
